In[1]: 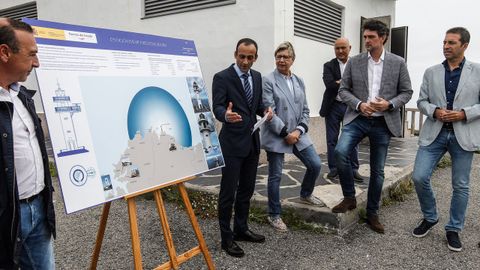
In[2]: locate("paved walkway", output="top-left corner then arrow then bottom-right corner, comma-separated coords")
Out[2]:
189,136 -> 419,231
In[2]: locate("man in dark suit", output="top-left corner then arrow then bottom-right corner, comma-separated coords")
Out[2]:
331,20 -> 413,233
320,37 -> 363,182
212,38 -> 272,257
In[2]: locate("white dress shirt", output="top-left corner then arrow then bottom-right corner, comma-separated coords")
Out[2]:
367,49 -> 385,116
338,58 -> 348,77
0,84 -> 45,199
279,72 -> 306,134
280,73 -> 294,97
336,58 -> 349,102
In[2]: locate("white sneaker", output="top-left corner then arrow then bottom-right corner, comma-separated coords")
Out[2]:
300,195 -> 325,206
267,216 -> 288,232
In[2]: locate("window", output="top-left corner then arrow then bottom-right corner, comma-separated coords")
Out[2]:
0,2 -> 37,20
143,0 -> 236,18
294,0 -> 343,45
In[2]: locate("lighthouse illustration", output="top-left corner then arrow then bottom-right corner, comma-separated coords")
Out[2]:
53,81 -> 89,157
198,113 -> 213,153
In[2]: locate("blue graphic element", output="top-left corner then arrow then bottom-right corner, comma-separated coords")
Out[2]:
58,148 -> 88,157
127,86 -> 192,147
69,165 -> 88,186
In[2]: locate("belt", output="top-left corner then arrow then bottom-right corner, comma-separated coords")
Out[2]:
19,192 -> 41,204
443,123 -> 454,131
360,115 -> 384,120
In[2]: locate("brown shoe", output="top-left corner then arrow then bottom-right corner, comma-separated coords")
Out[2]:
366,215 -> 385,234
332,197 -> 357,213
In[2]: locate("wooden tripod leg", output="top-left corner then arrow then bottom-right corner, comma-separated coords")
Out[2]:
153,190 -> 179,269
177,183 -> 215,270
90,202 -> 111,270
127,197 -> 143,270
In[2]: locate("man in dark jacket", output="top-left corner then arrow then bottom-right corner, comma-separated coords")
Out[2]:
0,18 -> 56,269
320,37 -> 363,181
212,38 -> 272,258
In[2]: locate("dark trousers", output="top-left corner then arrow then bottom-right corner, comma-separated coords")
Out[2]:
218,145 -> 259,244
325,101 -> 359,171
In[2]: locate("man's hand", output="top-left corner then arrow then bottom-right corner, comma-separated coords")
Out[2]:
435,108 -> 466,122
359,102 -> 378,116
225,102 -> 242,123
284,129 -> 301,145
335,79 -> 341,85
264,107 -> 273,121
370,97 -> 390,112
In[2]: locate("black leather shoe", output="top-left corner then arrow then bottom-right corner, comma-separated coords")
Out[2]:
327,169 -> 338,179
233,230 -> 265,243
353,170 -> 364,183
221,240 -> 245,257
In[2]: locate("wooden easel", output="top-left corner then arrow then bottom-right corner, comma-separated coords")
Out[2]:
89,177 -> 215,269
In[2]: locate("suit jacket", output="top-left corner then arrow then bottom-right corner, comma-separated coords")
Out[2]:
417,60 -> 480,151
320,58 -> 341,117
261,69 -> 313,153
0,86 -> 56,268
339,51 -> 413,137
212,64 -> 265,157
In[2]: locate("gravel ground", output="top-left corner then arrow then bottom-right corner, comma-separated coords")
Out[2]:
54,155 -> 480,269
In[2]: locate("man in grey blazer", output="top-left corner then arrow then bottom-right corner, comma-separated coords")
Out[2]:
331,20 -> 413,234
411,27 -> 480,252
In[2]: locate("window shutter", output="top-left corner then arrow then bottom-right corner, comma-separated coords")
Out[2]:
144,0 -> 236,18
294,0 -> 343,45
0,2 -> 37,20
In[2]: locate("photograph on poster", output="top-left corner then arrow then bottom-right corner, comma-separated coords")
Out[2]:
187,77 -> 211,113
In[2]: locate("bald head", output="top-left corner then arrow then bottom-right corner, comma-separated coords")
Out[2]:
334,37 -> 351,63
0,17 -> 9,27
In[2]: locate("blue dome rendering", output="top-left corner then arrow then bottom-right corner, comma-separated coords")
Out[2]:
127,86 -> 192,147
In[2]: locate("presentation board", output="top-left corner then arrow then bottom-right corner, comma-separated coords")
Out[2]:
24,19 -> 224,213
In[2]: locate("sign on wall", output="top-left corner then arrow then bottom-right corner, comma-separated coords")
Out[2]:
24,18 -> 224,213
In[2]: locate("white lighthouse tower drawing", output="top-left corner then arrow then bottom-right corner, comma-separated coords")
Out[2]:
198,113 -> 213,153
53,81 -> 89,157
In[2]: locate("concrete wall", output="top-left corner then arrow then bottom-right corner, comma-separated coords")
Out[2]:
1,0 -> 396,161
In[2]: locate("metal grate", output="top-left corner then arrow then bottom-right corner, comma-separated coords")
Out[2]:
144,0 -> 236,18
0,1 -> 37,20
294,0 -> 343,45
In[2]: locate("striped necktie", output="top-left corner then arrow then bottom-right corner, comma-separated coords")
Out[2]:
241,73 -> 253,106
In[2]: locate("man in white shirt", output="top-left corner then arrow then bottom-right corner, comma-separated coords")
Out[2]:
0,18 -> 56,269
331,20 -> 413,234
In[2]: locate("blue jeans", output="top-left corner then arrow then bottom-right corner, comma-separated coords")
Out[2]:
412,129 -> 473,232
19,194 -> 55,270
267,144 -> 321,217
334,116 -> 391,216
325,101 -> 359,171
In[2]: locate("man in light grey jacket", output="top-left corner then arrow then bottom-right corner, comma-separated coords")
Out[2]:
411,27 -> 480,252
331,20 -> 413,234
